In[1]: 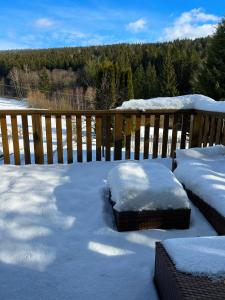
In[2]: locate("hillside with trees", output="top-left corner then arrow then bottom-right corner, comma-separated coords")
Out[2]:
0,19 -> 224,110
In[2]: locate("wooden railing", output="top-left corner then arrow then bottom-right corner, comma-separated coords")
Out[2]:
0,109 -> 225,165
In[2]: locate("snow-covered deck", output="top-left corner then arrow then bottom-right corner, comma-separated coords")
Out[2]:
0,159 -> 216,300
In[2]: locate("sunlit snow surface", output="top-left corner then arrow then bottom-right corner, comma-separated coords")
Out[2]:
0,161 -> 216,300
0,98 -> 218,300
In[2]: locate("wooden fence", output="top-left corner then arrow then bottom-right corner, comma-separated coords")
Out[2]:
0,109 -> 225,165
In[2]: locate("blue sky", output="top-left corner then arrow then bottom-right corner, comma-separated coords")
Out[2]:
0,0 -> 224,50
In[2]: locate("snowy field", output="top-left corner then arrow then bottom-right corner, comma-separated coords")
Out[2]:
0,159 -> 216,300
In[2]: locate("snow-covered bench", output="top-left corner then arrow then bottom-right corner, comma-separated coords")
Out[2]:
107,162 -> 191,231
174,145 -> 225,235
154,236 -> 225,300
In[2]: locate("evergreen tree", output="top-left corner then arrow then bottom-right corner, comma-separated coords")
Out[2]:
95,61 -> 116,109
133,65 -> 145,98
39,68 -> 50,93
160,50 -> 178,97
145,63 -> 158,98
199,19 -> 225,100
127,66 -> 134,99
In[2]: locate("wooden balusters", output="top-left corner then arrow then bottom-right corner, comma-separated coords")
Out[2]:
209,116 -> 216,146
32,114 -> 44,164
11,115 -> 20,165
105,115 -> 111,161
114,114 -> 123,160
22,115 -> 31,164
76,115 -> 83,162
125,115 -> 132,160
170,114 -> 178,158
56,115 -> 63,163
86,115 -> 92,162
162,114 -> 169,158
143,114 -> 150,159
0,115 -> 10,164
134,114 -> 141,160
45,115 -> 53,164
215,119 -> 222,145
153,115 -> 160,159
95,115 -> 102,161
66,115 -> 73,163
203,115 -> 210,147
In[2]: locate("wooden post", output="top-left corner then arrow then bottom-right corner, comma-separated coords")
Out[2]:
189,113 -> 202,148
134,114 -> 141,160
96,115 -> 102,161
114,114 -> 123,160
22,115 -> 31,164
125,115 -> 131,160
105,115 -> 111,161
45,115 -> 53,164
32,114 -> 44,164
161,114 -> 169,158
11,115 -> 21,165
152,115 -> 160,159
86,116 -> 92,162
143,114 -> 150,159
0,115 -> 10,164
76,115 -> 83,162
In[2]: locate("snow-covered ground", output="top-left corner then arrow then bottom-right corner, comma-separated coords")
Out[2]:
0,159 -> 216,300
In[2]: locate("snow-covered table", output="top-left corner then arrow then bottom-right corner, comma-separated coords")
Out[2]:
107,162 -> 191,231
154,237 -> 225,300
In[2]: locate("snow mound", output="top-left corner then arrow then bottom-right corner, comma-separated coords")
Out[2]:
176,145 -> 225,163
164,236 -> 225,279
107,161 -> 190,212
0,97 -> 28,110
117,94 -> 225,113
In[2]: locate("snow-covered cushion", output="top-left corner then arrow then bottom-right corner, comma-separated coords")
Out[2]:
174,157 -> 225,217
163,236 -> 225,279
107,161 -> 190,212
176,145 -> 225,163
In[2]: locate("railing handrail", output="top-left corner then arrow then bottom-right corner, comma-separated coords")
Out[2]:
0,108 -> 195,116
1,108 -> 225,117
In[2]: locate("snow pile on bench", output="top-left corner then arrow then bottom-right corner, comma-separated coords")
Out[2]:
117,94 -> 225,113
174,147 -> 225,216
163,236 -> 225,279
176,145 -> 225,163
107,161 -> 190,212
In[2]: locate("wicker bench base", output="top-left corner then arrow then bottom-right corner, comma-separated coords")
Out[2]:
154,242 -> 225,300
185,188 -> 225,235
109,195 -> 191,232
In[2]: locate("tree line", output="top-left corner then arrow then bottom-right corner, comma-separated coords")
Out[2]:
0,18 -> 224,109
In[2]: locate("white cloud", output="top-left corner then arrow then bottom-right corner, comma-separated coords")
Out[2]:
162,8 -> 220,41
126,18 -> 147,33
34,18 -> 54,28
